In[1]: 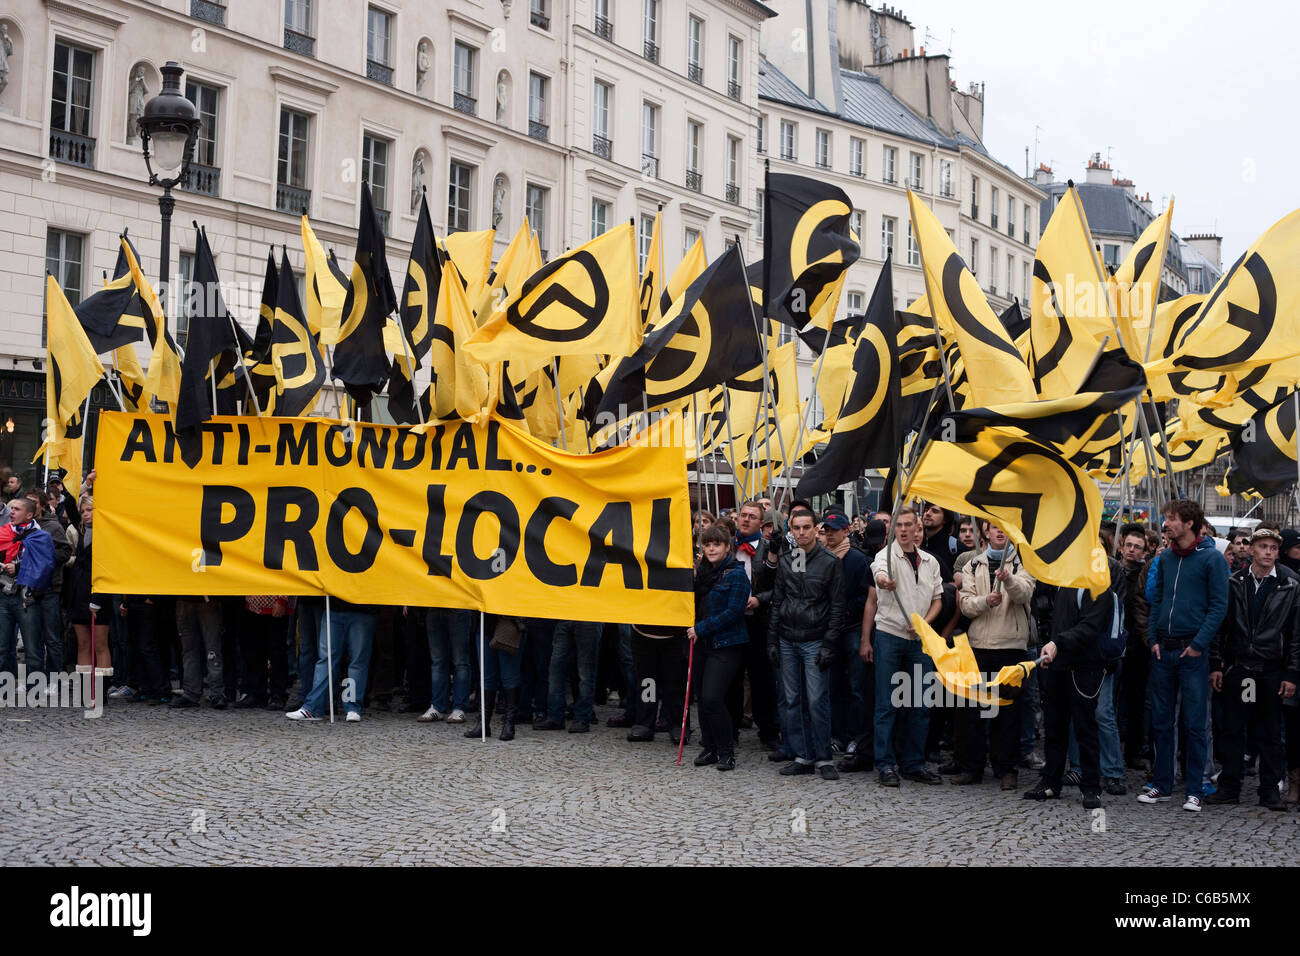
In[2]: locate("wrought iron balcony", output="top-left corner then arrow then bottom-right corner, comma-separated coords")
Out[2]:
971,204 -> 979,220
991,213 -> 999,229
180,162 -> 221,197
726,183 -> 741,205
594,16 -> 613,40
592,134 -> 612,160
284,28 -> 315,56
883,174 -> 897,185
276,183 -> 311,216
190,0 -> 225,26
530,10 -> 550,29
641,153 -> 659,178
643,40 -> 659,64
685,169 -> 702,192
728,80 -> 742,100
529,120 -> 549,141
367,60 -> 394,86
687,62 -> 703,84
453,92 -> 477,116
1008,223 -> 1016,239
49,129 -> 95,169
816,157 -> 831,170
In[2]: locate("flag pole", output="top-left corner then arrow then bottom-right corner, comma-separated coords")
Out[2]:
228,314 -> 264,417
742,239 -> 776,502
101,368 -> 127,412
576,384 -> 594,454
208,359 -> 219,413
551,359 -> 567,450
324,594 -> 335,724
479,612 -> 487,742
395,314 -> 424,426
77,393 -> 91,476
720,390 -> 745,506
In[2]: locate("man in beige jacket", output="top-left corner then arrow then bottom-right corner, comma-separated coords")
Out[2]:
953,521 -> 1036,789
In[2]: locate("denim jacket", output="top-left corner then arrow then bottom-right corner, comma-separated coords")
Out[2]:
694,557 -> 751,650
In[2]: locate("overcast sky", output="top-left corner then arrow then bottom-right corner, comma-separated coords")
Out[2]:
906,0 -> 1299,263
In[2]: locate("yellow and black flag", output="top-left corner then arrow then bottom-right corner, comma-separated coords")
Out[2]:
245,251 -> 279,413
465,223 -> 640,368
1226,394 -> 1299,497
639,209 -> 664,329
121,235 -> 182,411
796,257 -> 902,498
595,244 -> 761,419
37,275 -> 104,483
762,170 -> 859,328
74,236 -> 147,354
387,193 -> 442,424
908,191 -> 1034,406
427,256 -> 489,423
270,250 -> 326,417
302,216 -> 348,343
334,183 -> 397,405
1112,201 -> 1174,359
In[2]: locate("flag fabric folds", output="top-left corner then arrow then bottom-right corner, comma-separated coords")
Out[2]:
333,184 -> 396,405
38,275 -> 105,482
74,238 -> 147,354
120,235 -> 182,411
270,251 -> 326,417
912,613 -> 1037,706
762,171 -> 860,328
1226,394 -> 1299,497
387,194 -> 442,423
302,216 -> 348,342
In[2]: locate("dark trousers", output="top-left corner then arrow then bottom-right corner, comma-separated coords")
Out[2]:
522,618 -> 555,719
733,615 -> 779,741
1041,664 -> 1103,793
403,608 -> 431,709
631,632 -> 687,733
956,647 -> 1029,777
1121,648 -> 1150,761
699,644 -> 744,757
239,611 -> 289,702
1217,667 -> 1285,798
368,606 -> 396,701
127,602 -> 167,698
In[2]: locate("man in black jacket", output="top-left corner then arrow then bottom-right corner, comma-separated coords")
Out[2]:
1117,523 -> 1151,770
1206,528 -> 1300,810
730,500 -> 780,749
821,508 -> 870,752
765,510 -> 844,780
1024,563 -> 1115,809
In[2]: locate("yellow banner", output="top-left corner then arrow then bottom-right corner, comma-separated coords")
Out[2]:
92,413 -> 694,625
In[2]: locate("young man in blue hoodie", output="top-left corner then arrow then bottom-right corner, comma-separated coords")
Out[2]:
1140,499 -> 1229,812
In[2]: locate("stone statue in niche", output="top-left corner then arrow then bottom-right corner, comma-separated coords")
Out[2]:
127,67 -> 147,143
0,25 -> 14,100
411,152 -> 426,215
495,71 -> 509,125
501,0 -> 513,20
492,174 -> 506,229
416,40 -> 430,96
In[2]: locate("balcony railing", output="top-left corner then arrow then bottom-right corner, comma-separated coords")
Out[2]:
643,40 -> 659,64
376,209 -> 390,237
190,0 -> 225,26
367,60 -> 394,86
725,183 -> 740,205
284,28 -> 315,56
529,120 -> 549,141
971,204 -> 979,221
453,92 -> 476,116
816,156 -> 830,170
940,183 -> 953,198
594,16 -> 613,40
592,134 -> 612,160
728,80 -> 742,100
685,169 -> 702,192
851,165 -> 864,177
641,153 -> 659,178
1023,228 -> 1030,245
883,173 -> 896,185
687,62 -> 703,84
1008,223 -> 1016,239
991,213 -> 999,229
276,182 -> 311,216
530,10 -> 550,29
49,129 -> 95,169
180,162 -> 221,197
910,177 -> 923,191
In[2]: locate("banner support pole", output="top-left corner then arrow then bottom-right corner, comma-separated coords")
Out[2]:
479,612 -> 487,742
324,594 -> 335,724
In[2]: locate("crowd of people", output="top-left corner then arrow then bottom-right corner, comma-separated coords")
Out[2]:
4,467 -> 1298,813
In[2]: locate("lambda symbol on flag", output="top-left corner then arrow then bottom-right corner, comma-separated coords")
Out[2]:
506,251 -> 609,343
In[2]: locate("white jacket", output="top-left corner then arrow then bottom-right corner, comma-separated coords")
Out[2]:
870,541 -> 944,640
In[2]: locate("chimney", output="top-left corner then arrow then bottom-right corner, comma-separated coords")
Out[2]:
1084,152 -> 1111,185
1138,191 -> 1152,213
1186,233 -> 1223,272
1112,176 -> 1135,198
1033,162 -> 1054,187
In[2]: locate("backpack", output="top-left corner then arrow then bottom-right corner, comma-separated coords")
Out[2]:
1077,589 -> 1126,663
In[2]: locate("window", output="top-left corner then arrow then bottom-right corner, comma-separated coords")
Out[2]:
686,120 -> 702,191
907,222 -> 919,267
687,16 -> 703,83
882,145 -> 896,184
989,245 -> 998,292
780,120 -> 796,161
754,189 -> 764,238
940,160 -> 953,197
448,161 -> 473,233
362,133 -> 390,214
849,137 -> 864,177
530,0 -> 550,30
50,42 -> 94,139
969,237 -> 978,276
591,198 -> 610,238
684,227 -> 701,253
1007,197 -> 1016,239
1103,243 -> 1121,269
881,216 -> 896,258
453,42 -> 477,114
990,186 -> 1000,229
1006,253 -> 1014,299
850,210 -> 863,241
528,72 -> 549,140
525,184 -> 548,250
726,136 -> 741,203
909,152 -> 924,190
1023,203 -> 1031,244
593,0 -> 612,39
756,114 -> 767,155
970,176 -> 980,220
46,230 -> 84,306
367,6 -> 393,78
727,36 -> 742,99
643,0 -> 659,62
846,291 -> 864,313
175,251 -> 195,348
285,0 -> 314,54
641,102 -> 658,177
1023,262 -> 1030,302
184,80 -> 220,168
277,108 -> 310,187
593,81 -> 612,156
815,129 -> 831,169
638,213 -> 654,272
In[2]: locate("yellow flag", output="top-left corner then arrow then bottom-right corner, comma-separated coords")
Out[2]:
45,275 -> 105,424
472,219 -> 533,322
302,216 -> 347,343
1112,201 -> 1174,361
429,258 -> 489,422
440,229 -> 495,306
912,614 -> 1036,706
908,191 -> 1034,406
464,223 -> 641,368
121,237 -> 181,410
113,344 -> 148,411
639,211 -> 664,328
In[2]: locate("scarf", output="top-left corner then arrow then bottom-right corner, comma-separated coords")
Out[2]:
736,529 -> 761,558
1171,536 -> 1200,558
694,551 -> 735,606
828,536 -> 850,559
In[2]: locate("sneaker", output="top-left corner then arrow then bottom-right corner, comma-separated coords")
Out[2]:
108,686 -> 135,700
901,768 -> 943,785
716,755 -> 736,772
345,711 -> 361,723
1137,786 -> 1171,804
694,749 -> 719,767
878,769 -> 901,788
1023,782 -> 1059,800
417,707 -> 445,723
446,709 -> 466,724
1018,754 -> 1045,771
206,695 -> 227,709
285,708 -> 319,721
168,695 -> 199,709
232,692 -> 258,709
1103,777 -> 1128,796
818,764 -> 840,781
779,761 -> 815,776
1204,789 -> 1239,805
1061,770 -> 1082,788
1182,795 -> 1203,812
1081,791 -> 1102,810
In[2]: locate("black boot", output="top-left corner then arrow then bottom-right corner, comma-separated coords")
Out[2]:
465,698 -> 494,738
499,687 -> 519,741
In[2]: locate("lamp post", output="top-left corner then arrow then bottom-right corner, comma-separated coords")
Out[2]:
138,60 -> 201,317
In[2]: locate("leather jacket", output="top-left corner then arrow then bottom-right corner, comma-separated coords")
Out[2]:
1211,564 -> 1300,682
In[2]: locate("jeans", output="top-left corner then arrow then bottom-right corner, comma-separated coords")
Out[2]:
0,592 -> 38,680
1149,647 -> 1210,798
477,631 -> 524,694
780,640 -> 833,765
872,630 -> 933,773
522,618 -> 555,720
615,623 -> 636,719
303,608 -> 377,718
22,591 -> 63,680
1069,663 -> 1124,779
547,620 -> 601,724
427,608 -> 475,714
1217,667 -> 1285,799
1042,665 -> 1102,793
176,598 -> 224,703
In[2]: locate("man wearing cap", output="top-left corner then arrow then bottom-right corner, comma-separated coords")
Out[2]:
821,508 -> 870,752
1205,528 -> 1300,810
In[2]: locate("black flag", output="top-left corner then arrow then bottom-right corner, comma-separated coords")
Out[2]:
335,183 -> 397,405
74,236 -> 147,353
762,170 -> 859,328
387,194 -> 443,424
271,250 -> 326,417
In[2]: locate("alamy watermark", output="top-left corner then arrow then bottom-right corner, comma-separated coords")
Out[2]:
0,667 -> 104,718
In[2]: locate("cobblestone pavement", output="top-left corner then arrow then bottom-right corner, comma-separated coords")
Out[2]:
2,698 -> 1298,866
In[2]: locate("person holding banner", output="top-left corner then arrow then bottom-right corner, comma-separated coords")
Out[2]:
421,608 -> 476,724
287,598 -> 378,722
464,614 -> 525,741
688,526 -> 751,771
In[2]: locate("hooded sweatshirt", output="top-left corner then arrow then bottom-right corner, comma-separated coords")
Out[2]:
1147,534 -> 1229,652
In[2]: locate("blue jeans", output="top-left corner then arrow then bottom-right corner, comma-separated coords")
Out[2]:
478,632 -> 524,694
1020,643 -> 1041,758
0,592 -> 37,680
547,620 -> 600,724
427,608 -> 475,713
873,630 -> 933,773
25,591 -> 64,679
304,608 -> 377,718
779,640 -> 833,765
616,623 -> 636,719
1149,647 -> 1210,798
1070,663 -> 1124,778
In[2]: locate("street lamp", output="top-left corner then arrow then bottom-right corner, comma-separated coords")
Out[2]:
138,60 -> 201,307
